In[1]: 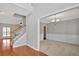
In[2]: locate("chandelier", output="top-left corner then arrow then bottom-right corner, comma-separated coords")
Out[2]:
51,18 -> 60,25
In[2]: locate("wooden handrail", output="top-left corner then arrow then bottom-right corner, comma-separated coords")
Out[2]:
10,26 -> 22,43
13,26 -> 22,32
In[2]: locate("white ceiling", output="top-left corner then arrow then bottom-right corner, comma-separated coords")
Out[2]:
41,7 -> 79,23
32,3 -> 77,17
32,3 -> 79,23
0,3 -> 31,24
14,3 -> 33,11
0,3 -> 79,24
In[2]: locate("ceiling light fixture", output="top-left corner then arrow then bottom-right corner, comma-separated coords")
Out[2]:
51,18 -> 61,25
51,19 -> 55,22
56,18 -> 60,22
51,18 -> 60,22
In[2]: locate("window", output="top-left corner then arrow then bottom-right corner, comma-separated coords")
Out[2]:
3,27 -> 10,37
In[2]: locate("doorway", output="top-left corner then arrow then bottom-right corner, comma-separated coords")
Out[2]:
43,26 -> 47,40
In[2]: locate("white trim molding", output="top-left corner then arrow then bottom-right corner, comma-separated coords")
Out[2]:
26,44 -> 39,51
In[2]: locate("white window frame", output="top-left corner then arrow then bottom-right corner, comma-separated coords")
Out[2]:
3,27 -> 10,37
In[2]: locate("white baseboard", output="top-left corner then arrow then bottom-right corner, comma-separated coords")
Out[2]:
26,43 -> 39,51
13,43 -> 39,51
13,43 -> 27,48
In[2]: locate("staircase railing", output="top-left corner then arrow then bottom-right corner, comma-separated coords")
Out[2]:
10,26 -> 26,47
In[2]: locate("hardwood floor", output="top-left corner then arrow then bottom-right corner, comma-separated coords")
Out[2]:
0,39 -> 47,56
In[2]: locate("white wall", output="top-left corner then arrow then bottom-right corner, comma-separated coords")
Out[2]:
26,13 -> 39,50
47,19 -> 79,45
47,34 -> 79,45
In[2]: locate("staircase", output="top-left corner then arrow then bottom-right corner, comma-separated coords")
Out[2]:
10,25 -> 26,47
